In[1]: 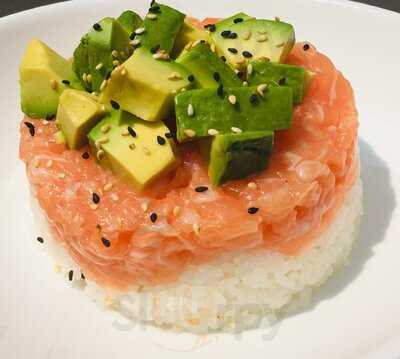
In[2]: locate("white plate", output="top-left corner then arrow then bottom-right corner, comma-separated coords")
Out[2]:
1,0 -> 399,358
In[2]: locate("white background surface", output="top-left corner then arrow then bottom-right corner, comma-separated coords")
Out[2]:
0,0 -> 399,358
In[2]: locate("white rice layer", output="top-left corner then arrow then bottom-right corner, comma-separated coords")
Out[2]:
33,178 -> 363,333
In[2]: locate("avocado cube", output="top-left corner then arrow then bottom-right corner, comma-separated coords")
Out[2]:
248,61 -> 312,104
73,17 -> 130,92
57,89 -> 106,149
88,110 -> 178,190
172,17 -> 209,57
19,39 -> 83,118
175,86 -> 292,142
176,42 -> 241,89
210,16 -> 295,70
203,131 -> 274,186
117,10 -> 142,34
99,47 -> 191,122
137,2 -> 185,54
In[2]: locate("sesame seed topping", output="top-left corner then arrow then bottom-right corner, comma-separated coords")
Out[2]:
157,135 -> 166,145
101,237 -> 111,247
120,51 -> 126,58
98,136 -> 109,144
173,206 -> 180,216
248,207 -> 259,214
135,27 -> 146,35
142,147 -> 151,155
93,23 -> 102,31
247,64 -> 253,76
46,160 -> 53,168
242,30 -> 251,40
213,72 -> 220,82
257,34 -> 268,42
103,183 -> 113,191
221,30 -> 231,38
242,51 -> 253,58
195,186 -> 208,193
24,122 -> 35,137
87,74 -> 92,83
208,128 -> 219,136
220,55 -> 227,62
228,47 -> 238,54
62,79 -> 70,85
249,93 -> 258,104
228,32 -> 238,39
81,273 -> 86,280
36,236 -> 44,244
187,104 -> 194,117
153,52 -> 169,60
168,72 -> 182,80
204,24 -> 216,32
188,74 -> 195,82
96,150 -> 105,160
129,143 -> 136,150
141,202 -> 148,212
112,60 -> 120,67
50,79 -> 57,90
217,83 -> 224,97
210,43 -> 216,53
68,270 -> 74,281
248,182 -> 258,190
92,192 -> 100,204
110,194 -> 119,202
121,68 -> 127,76
276,42 -> 285,48
150,212 -> 158,223
112,50 -> 119,57
279,77 -> 286,85
58,173 -> 66,179
149,5 -> 160,13
233,17 -> 244,23
228,94 -> 237,105
193,223 -> 201,235
231,127 -> 242,134
242,81 -> 249,87
165,132 -> 174,139
100,80 -> 108,91
303,43 -> 310,51
100,125 -> 111,134
257,56 -> 271,62
257,84 -> 268,96
110,100 -> 120,110
146,13 -> 158,20
121,129 -> 130,136
127,126 -> 136,137
150,44 -> 161,54
275,16 -> 281,22
129,39 -> 141,48
184,129 -> 196,138
42,120 -> 49,126
257,29 -> 268,35
82,73 -> 87,82
95,63 -> 104,71
33,158 -> 40,168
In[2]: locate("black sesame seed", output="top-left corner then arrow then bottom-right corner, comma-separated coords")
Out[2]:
68,270 -> 74,281
82,152 -> 90,160
24,122 -> 35,137
204,24 -> 216,32
62,80 -> 70,85
217,84 -> 224,97
149,5 -> 160,13
279,77 -> 286,85
228,48 -> 238,54
221,30 -> 231,38
303,43 -> 310,51
36,236 -> 44,244
128,126 -> 137,137
101,237 -> 111,248
46,114 -> 56,121
165,132 -> 174,139
213,72 -> 220,82
110,100 -> 120,110
248,207 -> 259,214
249,93 -> 258,104
93,23 -> 102,31
188,74 -> 195,82
150,212 -> 158,223
233,17 -> 244,24
195,186 -> 208,193
237,71 -> 244,79
220,56 -> 226,62
200,40 -> 206,44
228,32 -> 238,39
242,51 -> 253,58
92,192 -> 100,204
157,135 -> 166,145
150,44 -> 161,54
81,273 -> 86,280
130,32 -> 136,40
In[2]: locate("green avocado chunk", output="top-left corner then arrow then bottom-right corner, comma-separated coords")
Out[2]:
247,61 -> 312,104
172,17 -> 209,58
175,85 -> 292,142
117,10 -> 142,34
19,39 -> 83,118
210,16 -> 295,70
57,89 -> 106,149
88,110 -> 178,191
136,2 -> 185,54
176,42 -> 242,89
72,17 -> 130,92
99,47 -> 191,122
202,130 -> 274,186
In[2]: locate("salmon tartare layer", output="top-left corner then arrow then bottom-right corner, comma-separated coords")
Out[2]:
20,43 -> 359,291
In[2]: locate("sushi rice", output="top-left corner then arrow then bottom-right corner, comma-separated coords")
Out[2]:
32,175 -> 362,333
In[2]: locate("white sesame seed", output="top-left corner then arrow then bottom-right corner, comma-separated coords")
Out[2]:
120,51 -> 126,58
121,129 -> 130,136
142,147 -> 151,155
129,39 -> 141,47
257,34 -> 268,42
208,129 -> 219,136
129,143 -> 136,150
168,72 -> 182,80
103,183 -> 113,191
112,60 -> 120,66
171,89 -> 177,94
82,73 -> 87,82
180,88 -> 187,92
135,27 -> 146,35
111,50 -> 119,58
41,120 -> 49,126
276,42 -> 285,48
101,105 -> 106,112
141,202 -> 148,212
257,84 -> 268,96
146,13 -> 157,20
111,194 -> 119,202
97,150 -> 105,160
247,64 -> 253,76
210,43 -> 216,53
242,81 -> 249,87
95,63 -> 103,71
173,206 -> 181,216
193,223 -> 201,235
120,68 -> 127,76
90,203 -> 98,210
231,127 -> 242,134
98,136 -> 109,144
242,30 -> 251,40
91,92 -> 98,97
100,80 -> 108,91
33,158 -> 40,168
187,104 -> 194,117
234,69 -> 240,74
248,182 -> 258,190
257,29 -> 268,35
184,129 -> 196,138
46,160 -> 53,168
153,53 -> 163,60
257,56 -> 271,62
275,16 -> 281,22
228,95 -> 237,105
86,74 -> 92,83
58,173 -> 66,179
50,79 -> 57,90
100,125 -> 111,134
